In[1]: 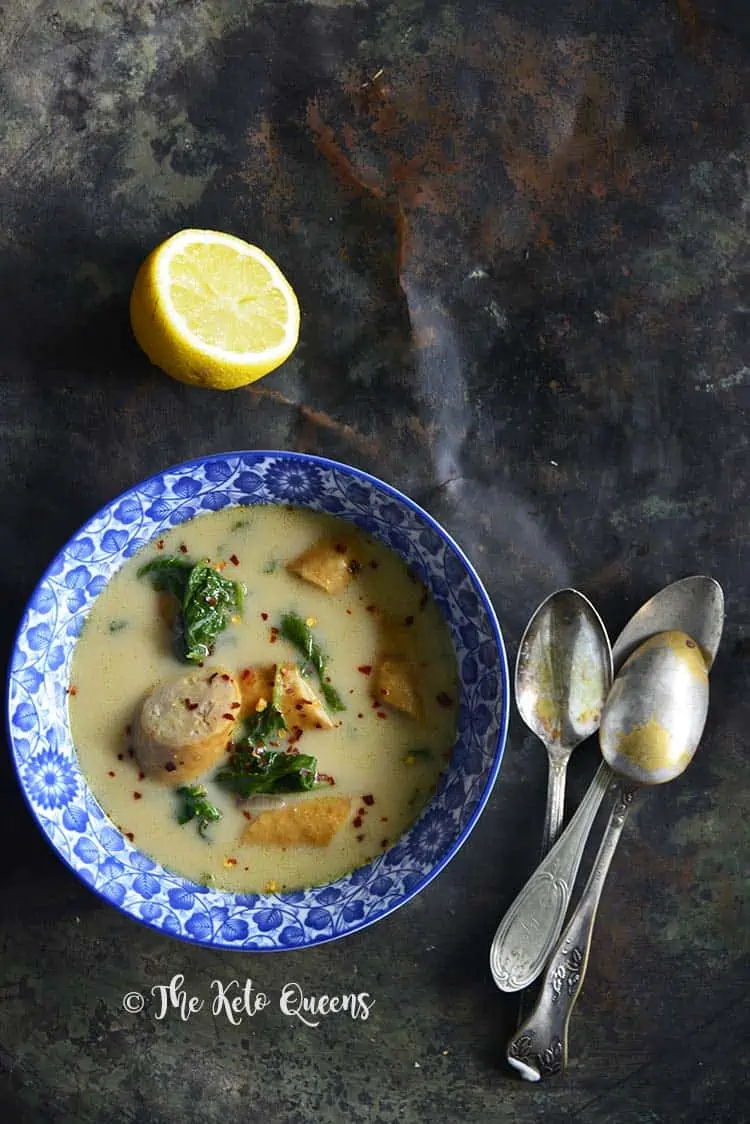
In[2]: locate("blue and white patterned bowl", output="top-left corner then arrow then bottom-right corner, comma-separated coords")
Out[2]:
7,452 -> 509,950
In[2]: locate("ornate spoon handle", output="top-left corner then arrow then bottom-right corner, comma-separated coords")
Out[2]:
506,784 -> 638,1080
490,761 -> 614,992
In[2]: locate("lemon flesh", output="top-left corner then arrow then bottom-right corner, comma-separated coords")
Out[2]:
130,229 -> 300,390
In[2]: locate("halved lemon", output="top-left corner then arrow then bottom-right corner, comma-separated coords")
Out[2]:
130,229 -> 300,390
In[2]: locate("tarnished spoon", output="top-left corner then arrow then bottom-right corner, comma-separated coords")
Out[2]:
612,575 -> 724,673
507,631 -> 710,1080
515,589 -> 613,856
490,576 -> 724,996
489,590 -> 611,995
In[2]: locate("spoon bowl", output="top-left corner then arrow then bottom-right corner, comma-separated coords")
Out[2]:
602,630 -> 709,785
611,576 -> 724,673
515,589 -> 612,854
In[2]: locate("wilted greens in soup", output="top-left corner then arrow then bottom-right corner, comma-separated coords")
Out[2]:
68,505 -> 459,893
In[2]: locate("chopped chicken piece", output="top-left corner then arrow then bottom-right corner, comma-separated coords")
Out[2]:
277,663 -> 335,730
237,664 -> 276,718
373,655 -> 423,720
287,537 -> 359,593
240,795 -> 352,847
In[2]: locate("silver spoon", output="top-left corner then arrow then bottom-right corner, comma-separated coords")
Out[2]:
506,630 -> 710,1080
490,576 -> 724,995
515,589 -> 613,856
612,575 -> 724,673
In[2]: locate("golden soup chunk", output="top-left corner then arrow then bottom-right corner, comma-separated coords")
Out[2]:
238,664 -> 276,718
237,662 -> 334,731
134,667 -> 241,785
373,656 -> 423,720
276,662 -> 335,730
241,795 -> 352,847
287,537 -> 360,593
372,614 -> 423,720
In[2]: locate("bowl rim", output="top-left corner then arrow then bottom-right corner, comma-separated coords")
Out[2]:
7,450 -> 510,949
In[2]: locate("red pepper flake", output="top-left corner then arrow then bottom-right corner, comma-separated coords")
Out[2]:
240,668 -> 251,681
363,794 -> 375,806
156,539 -> 165,550
317,772 -> 335,785
221,673 -> 231,681
225,857 -> 238,866
242,810 -> 252,820
377,712 -> 387,719
357,806 -> 365,816
365,604 -> 377,614
334,542 -> 348,554
348,559 -> 361,575
314,722 -> 322,729
125,724 -> 132,735
125,832 -> 135,842
222,713 -> 236,721
357,712 -> 364,719
380,816 -> 388,822
230,554 -> 240,566
371,698 -> 379,709
108,770 -> 116,778
179,543 -> 188,554
357,664 -> 372,676
261,611 -> 269,621
68,686 -> 77,696
165,762 -> 176,773
436,691 -> 454,708
346,608 -> 353,616
404,615 -> 414,627
356,833 -> 364,842
184,698 -> 199,711
230,701 -> 240,709
133,792 -> 142,800
206,596 -> 217,607
138,771 -> 145,781
117,753 -> 124,762
380,839 -> 389,848
352,816 -> 363,828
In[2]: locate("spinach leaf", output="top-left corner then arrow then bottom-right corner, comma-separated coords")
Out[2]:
138,556 -> 192,599
244,704 -> 287,746
279,611 -> 346,713
215,747 -> 320,798
239,663 -> 287,746
177,785 -> 222,837
138,555 -> 244,662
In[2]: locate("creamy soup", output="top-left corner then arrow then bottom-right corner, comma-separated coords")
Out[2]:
69,505 -> 459,893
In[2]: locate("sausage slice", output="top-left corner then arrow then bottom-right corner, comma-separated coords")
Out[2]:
134,668 -> 241,785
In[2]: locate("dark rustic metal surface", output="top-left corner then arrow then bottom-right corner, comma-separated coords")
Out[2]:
1,1 -> 748,1121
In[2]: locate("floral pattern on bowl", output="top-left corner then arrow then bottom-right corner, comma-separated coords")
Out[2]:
7,452 -> 509,950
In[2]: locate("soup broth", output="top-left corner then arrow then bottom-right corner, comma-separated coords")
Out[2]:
69,505 -> 459,893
